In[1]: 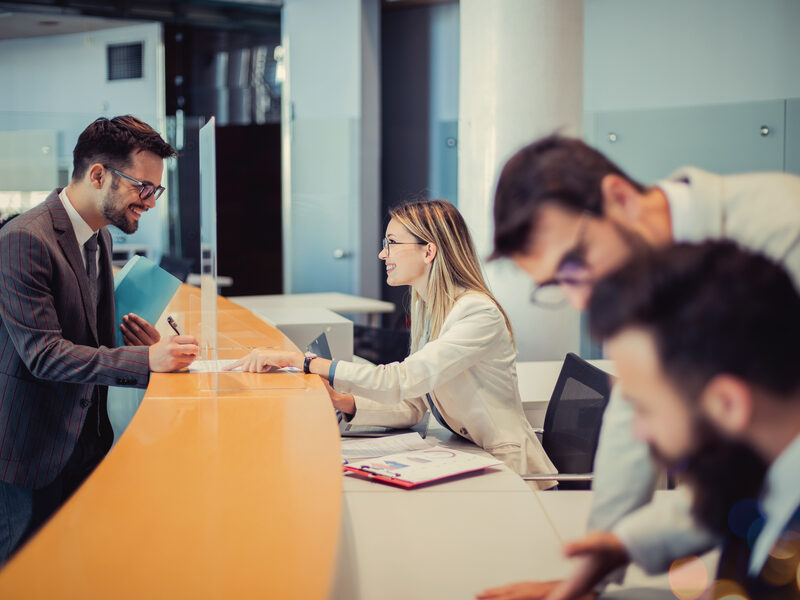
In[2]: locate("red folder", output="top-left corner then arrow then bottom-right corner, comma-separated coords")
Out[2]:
343,446 -> 501,488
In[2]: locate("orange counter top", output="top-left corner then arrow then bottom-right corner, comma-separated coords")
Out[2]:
0,286 -> 342,598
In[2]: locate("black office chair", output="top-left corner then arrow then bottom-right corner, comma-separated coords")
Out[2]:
522,353 -> 612,490
159,254 -> 194,283
353,324 -> 410,365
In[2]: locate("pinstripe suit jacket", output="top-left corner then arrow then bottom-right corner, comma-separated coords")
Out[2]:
0,190 -> 150,489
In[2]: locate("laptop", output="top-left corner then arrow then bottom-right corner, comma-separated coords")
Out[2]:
304,332 -> 430,439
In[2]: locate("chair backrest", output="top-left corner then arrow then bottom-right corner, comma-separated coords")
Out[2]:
159,254 -> 194,283
541,353 -> 612,489
306,332 -> 333,360
353,324 -> 410,365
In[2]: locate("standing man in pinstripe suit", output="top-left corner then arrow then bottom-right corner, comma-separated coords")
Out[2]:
0,116 -> 199,564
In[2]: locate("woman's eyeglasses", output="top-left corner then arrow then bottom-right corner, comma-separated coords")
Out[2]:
105,165 -> 166,201
382,237 -> 426,256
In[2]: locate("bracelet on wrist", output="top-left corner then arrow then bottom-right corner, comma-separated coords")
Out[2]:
303,352 -> 318,374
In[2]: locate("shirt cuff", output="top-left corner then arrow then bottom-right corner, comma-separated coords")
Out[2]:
329,360 -> 339,388
613,513 -> 660,574
611,488 -> 717,575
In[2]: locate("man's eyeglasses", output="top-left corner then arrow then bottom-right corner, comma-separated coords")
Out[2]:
105,166 -> 166,201
382,237 -> 426,256
529,212 -> 592,307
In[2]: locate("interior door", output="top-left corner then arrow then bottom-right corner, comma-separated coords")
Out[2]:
288,117 -> 358,294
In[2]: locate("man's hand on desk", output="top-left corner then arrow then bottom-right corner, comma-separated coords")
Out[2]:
121,313 -> 160,346
477,580 -> 582,600
476,531 -> 628,600
321,378 -> 355,415
225,348 -> 304,372
547,532 -> 629,600
148,334 -> 199,372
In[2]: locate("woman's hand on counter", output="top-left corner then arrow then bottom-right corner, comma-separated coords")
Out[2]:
225,347 -> 304,372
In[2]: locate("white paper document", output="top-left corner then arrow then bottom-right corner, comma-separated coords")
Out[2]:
188,360 -> 300,374
188,359 -> 241,373
341,432 -> 432,460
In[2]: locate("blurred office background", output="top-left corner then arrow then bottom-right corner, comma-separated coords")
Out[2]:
2,0 -> 799,360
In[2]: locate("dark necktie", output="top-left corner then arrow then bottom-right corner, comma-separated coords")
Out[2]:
83,234 -> 104,436
85,233 -> 98,307
716,504 -> 765,582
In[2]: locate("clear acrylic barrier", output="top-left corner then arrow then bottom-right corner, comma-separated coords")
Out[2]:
196,117 -> 308,392
181,293 -> 309,392
198,118 -> 218,365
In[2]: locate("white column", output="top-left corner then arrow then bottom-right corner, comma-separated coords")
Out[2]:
459,0 -> 584,360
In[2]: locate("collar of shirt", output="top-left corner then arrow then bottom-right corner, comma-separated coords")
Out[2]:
660,166 -> 727,243
748,432 -> 800,575
58,188 -> 97,248
654,179 -> 693,242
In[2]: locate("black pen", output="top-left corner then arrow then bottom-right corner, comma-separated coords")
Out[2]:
167,315 -> 185,336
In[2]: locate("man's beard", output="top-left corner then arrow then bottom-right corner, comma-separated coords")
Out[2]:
102,181 -> 139,234
649,417 -> 767,535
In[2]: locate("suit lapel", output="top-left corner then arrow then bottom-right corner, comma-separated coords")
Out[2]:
754,505 -> 800,595
48,195 -> 99,345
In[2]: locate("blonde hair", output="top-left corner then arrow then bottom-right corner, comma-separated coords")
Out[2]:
389,199 -> 514,351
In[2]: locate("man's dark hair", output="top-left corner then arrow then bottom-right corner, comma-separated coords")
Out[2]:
589,241 -> 800,400
491,134 -> 645,258
0,213 -> 20,229
72,115 -> 176,181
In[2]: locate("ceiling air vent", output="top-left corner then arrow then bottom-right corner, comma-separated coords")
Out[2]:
107,42 -> 143,81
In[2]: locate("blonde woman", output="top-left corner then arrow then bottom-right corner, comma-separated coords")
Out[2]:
229,199 -> 556,486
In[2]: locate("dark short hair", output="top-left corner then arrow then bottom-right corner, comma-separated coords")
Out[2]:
491,135 -> 644,258
72,115 -> 176,181
588,241 -> 800,399
0,213 -> 20,229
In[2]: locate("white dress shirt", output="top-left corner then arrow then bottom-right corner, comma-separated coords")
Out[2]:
590,167 -> 800,574
59,188 -> 99,273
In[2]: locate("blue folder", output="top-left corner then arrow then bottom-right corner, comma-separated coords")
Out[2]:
114,255 -> 182,347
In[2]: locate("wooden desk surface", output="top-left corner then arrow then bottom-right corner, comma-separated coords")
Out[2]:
0,287 -> 342,599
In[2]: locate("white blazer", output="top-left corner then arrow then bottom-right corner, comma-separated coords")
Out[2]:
331,292 -> 557,485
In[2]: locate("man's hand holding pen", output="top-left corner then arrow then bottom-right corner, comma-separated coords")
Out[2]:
142,315 -> 199,372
